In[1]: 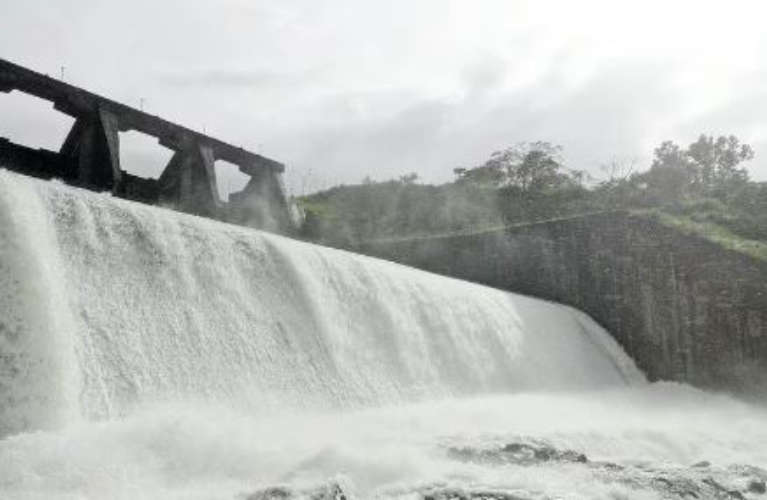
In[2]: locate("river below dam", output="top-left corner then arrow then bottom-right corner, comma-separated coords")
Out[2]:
1,169 -> 766,499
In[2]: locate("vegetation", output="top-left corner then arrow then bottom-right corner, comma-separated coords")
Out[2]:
298,134 -> 767,254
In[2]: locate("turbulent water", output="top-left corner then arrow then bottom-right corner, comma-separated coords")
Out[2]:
1,170 -> 766,500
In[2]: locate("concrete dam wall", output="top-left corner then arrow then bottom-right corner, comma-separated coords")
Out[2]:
361,211 -> 767,395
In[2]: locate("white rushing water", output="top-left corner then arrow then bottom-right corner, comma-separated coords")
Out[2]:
1,169 -> 766,500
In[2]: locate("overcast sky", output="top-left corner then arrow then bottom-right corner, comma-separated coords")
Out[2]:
3,0 -> 767,196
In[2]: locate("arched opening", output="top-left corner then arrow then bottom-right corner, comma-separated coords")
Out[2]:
214,159 -> 250,202
0,91 -> 75,151
118,130 -> 174,180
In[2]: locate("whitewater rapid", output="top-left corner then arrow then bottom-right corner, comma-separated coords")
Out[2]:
1,169 -> 766,500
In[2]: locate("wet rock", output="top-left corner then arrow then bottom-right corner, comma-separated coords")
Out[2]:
310,483 -> 347,500
422,487 -> 530,500
437,439 -> 767,499
749,479 -> 766,494
403,458 -> 767,500
702,478 -> 745,499
246,486 -> 293,500
245,482 -> 347,500
644,474 -> 703,498
595,461 -> 625,471
447,440 -> 588,466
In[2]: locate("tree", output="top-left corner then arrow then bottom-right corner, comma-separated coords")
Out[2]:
642,134 -> 753,203
455,141 -> 575,192
643,140 -> 696,202
686,134 -> 752,193
594,158 -> 642,208
453,164 -> 506,187
398,172 -> 419,184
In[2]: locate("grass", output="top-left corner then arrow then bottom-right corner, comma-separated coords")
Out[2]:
636,208 -> 767,261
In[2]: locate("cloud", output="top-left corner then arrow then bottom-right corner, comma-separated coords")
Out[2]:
4,0 -> 767,192
158,69 -> 285,88
156,67 -> 325,90
274,58 -> 690,189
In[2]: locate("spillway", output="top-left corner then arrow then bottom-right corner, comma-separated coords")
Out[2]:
0,169 -> 641,435
2,169 -> 766,500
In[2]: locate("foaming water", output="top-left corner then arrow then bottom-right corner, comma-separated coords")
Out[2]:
1,170 -> 766,499
2,384 -> 767,499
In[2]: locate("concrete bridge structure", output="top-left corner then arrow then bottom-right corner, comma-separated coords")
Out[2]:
0,58 -> 294,232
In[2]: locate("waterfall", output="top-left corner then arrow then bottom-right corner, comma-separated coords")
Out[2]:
0,169 -> 642,436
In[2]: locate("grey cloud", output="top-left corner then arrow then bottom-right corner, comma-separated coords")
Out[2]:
276,59 -> 688,188
4,0 -> 766,191
156,68 -> 322,89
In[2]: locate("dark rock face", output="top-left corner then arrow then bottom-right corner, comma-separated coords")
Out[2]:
361,212 -> 767,395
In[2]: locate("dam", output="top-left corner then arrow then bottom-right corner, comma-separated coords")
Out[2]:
2,170 -> 767,499
4,0 -> 767,496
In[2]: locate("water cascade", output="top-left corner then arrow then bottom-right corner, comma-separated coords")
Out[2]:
2,170 -> 766,499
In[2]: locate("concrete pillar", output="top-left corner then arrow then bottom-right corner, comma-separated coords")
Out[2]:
59,108 -> 122,192
157,141 -> 221,216
228,165 -> 293,232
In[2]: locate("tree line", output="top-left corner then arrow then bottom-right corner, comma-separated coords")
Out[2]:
299,134 -> 767,247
